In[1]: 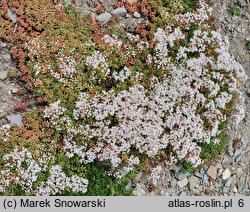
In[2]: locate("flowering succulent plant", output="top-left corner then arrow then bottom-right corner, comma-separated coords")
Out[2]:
0,0 -> 247,195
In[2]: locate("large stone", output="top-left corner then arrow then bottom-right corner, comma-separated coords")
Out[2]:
0,108 -> 4,117
222,155 -> 230,167
0,70 -> 8,80
189,176 -> 200,190
233,148 -> 244,160
207,165 -> 217,180
236,168 -> 244,177
225,177 -> 232,187
222,168 -> 231,180
7,114 -> 23,127
7,9 -> 17,23
238,174 -> 246,192
125,180 -> 132,190
194,172 -> 203,178
179,191 -> 187,196
111,7 -> 127,16
0,42 -> 7,47
170,178 -> 177,187
97,12 -> 112,24
177,178 -> 188,188
223,186 -> 230,193
203,174 -> 209,184
2,52 -> 11,62
231,175 -> 237,187
176,173 -> 190,181
132,184 -> 146,196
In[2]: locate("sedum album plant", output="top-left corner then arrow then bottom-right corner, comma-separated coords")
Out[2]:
0,0 -> 247,195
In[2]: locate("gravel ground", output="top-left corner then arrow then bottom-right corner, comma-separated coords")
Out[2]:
0,41 -> 21,125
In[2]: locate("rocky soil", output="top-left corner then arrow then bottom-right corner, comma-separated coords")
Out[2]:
0,0 -> 249,196
0,41 -> 21,125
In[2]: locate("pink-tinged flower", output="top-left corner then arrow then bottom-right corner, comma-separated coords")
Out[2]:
36,97 -> 43,103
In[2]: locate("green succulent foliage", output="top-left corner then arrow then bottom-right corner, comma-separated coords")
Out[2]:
180,161 -> 195,174
246,40 -> 250,51
199,133 -> 229,160
228,5 -> 241,16
57,156 -> 134,196
65,0 -> 71,8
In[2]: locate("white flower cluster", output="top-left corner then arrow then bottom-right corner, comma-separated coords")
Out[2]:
58,55 -> 77,77
150,166 -> 165,186
47,55 -> 77,82
35,165 -> 88,196
0,147 -> 42,193
44,100 -> 66,129
174,0 -> 212,26
26,36 -> 47,58
153,27 -> 185,69
64,75 -> 207,168
102,34 -> 123,47
32,0 -> 245,179
85,50 -> 110,76
112,66 -> 131,82
0,147 -> 88,195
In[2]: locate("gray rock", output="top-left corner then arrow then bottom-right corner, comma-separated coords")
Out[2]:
222,168 -> 231,180
238,174 -> 246,192
0,42 -> 7,48
133,12 -> 141,18
225,178 -> 232,187
133,184 -> 146,196
165,188 -> 175,196
7,114 -> 23,127
241,137 -> 248,145
203,174 -> 209,184
125,180 -> 132,190
97,12 -> 112,24
11,85 -> 20,94
236,155 -> 244,163
236,168 -> 244,177
0,71 -> 8,80
7,9 -> 17,23
223,186 -> 230,193
189,176 -> 200,191
215,182 -> 220,189
207,165 -> 217,180
2,52 -> 11,62
200,168 -> 206,175
177,178 -> 188,188
179,191 -> 187,196
125,13 -> 131,18
222,155 -> 231,167
233,148 -> 246,160
111,7 -> 127,16
194,172 -> 203,178
170,178 -> 177,187
0,108 -> 4,117
176,173 -> 190,181
231,175 -> 237,187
